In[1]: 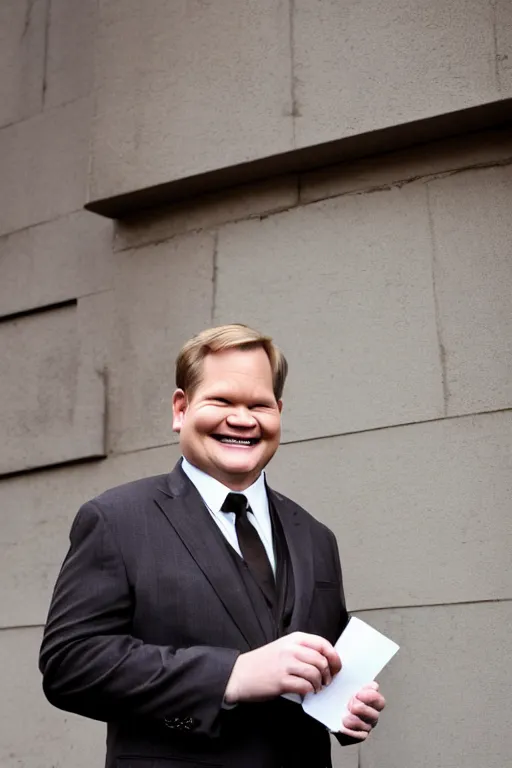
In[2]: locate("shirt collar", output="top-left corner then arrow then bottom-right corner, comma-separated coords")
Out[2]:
181,456 -> 268,516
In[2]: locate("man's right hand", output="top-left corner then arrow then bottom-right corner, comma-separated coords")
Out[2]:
224,632 -> 341,704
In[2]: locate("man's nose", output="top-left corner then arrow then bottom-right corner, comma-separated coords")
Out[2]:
226,408 -> 257,428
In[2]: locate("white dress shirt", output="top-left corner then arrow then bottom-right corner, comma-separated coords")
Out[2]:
181,457 -> 276,574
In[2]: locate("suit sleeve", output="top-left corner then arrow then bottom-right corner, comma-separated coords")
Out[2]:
327,529 -> 365,747
327,528 -> 350,639
39,501 -> 240,737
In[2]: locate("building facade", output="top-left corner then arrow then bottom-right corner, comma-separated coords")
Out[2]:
1,2 -> 511,766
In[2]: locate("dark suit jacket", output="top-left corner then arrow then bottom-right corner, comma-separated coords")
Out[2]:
40,463 -> 349,768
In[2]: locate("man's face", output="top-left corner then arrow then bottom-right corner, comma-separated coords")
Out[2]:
172,346 -> 282,490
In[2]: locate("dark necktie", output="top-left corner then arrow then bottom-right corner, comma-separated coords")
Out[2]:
221,492 -> 276,602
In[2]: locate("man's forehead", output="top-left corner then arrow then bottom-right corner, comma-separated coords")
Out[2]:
196,350 -> 274,394
201,373 -> 270,390
202,347 -> 271,373
200,367 -> 273,390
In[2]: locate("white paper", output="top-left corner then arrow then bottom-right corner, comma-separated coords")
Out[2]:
300,617 -> 399,731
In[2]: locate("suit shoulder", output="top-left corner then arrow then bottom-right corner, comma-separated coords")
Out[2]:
271,488 -> 336,541
84,474 -> 169,518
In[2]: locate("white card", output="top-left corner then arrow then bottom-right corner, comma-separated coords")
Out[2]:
301,617 -> 399,731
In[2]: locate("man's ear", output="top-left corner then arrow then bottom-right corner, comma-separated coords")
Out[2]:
172,389 -> 187,432
277,399 -> 283,414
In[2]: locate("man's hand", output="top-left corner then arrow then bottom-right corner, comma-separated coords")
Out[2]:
339,681 -> 386,740
224,632 -> 341,704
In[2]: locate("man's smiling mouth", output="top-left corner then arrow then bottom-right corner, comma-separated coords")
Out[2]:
211,435 -> 260,446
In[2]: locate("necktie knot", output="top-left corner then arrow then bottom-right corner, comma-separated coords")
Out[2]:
221,492 -> 248,518
220,491 -> 275,603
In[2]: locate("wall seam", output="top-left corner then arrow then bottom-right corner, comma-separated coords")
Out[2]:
113,156 -> 512,253
300,154 -> 512,205
425,183 -> 449,417
0,206 -> 85,242
0,453 -> 107,481
2,597 -> 511,632
288,0 -> 298,143
211,230 -> 219,324
354,597 -> 512,613
22,0 -> 37,39
13,405 -> 507,468
279,406 -> 512,444
0,624 -> 46,632
490,0 -> 502,92
0,298 -> 77,325
42,0 -> 52,107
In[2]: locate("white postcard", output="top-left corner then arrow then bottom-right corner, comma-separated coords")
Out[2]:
283,617 -> 399,732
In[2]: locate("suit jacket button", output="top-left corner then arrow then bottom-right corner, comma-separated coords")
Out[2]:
164,716 -> 197,731
164,717 -> 181,730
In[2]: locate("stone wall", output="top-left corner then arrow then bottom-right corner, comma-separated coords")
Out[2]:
1,2 -> 511,767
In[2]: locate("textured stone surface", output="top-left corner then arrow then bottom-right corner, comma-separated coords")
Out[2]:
428,164 -> 512,416
216,184 -> 443,442
115,176 -> 299,252
355,602 -> 512,768
0,0 -> 47,128
0,97 -> 91,236
301,128 -> 512,205
496,0 -> 512,93
0,4 -> 510,766
0,211 -> 114,317
268,410 -> 512,611
0,445 -> 179,628
0,296 -> 106,476
0,627 -> 105,768
89,0 -> 293,202
108,232 -> 214,454
88,0 -> 511,209
293,0 -> 501,149
45,0 -> 97,107
331,740 -> 359,768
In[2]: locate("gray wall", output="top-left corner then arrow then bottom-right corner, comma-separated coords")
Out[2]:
1,2 -> 511,767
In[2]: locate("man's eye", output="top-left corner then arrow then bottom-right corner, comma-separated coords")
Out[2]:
212,397 -> 230,405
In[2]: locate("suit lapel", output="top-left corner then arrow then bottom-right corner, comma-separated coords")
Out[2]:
268,486 -> 315,633
154,464 -> 266,650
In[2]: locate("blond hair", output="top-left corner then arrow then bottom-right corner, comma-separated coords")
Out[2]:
175,324 -> 288,399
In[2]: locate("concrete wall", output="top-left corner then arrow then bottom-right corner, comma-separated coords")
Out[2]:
88,0 -> 512,205
1,2 -> 511,767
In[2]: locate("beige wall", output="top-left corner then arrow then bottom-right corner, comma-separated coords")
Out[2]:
88,0 -> 511,205
1,2 -> 511,767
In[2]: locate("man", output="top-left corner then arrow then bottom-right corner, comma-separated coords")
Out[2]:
40,324 -> 385,768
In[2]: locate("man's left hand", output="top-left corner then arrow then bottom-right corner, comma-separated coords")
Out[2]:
339,681 -> 386,740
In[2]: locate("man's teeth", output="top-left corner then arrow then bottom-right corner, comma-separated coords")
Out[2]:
217,437 -> 255,445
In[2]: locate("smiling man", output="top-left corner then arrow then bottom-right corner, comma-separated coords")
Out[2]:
40,324 -> 385,768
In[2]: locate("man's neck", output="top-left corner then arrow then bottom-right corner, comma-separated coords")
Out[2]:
181,456 -> 263,493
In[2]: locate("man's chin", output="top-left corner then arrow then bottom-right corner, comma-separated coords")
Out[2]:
217,462 -> 259,478
212,461 -> 262,489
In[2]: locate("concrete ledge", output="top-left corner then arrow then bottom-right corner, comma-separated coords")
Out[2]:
85,99 -> 512,219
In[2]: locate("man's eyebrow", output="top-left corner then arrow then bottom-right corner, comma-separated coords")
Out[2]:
202,390 -> 275,405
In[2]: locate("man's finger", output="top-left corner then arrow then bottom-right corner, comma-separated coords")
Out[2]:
283,674 -> 315,697
343,713 -> 373,732
355,688 -> 386,712
295,647 -> 332,686
287,662 -> 323,693
296,634 -> 341,675
348,697 -> 380,726
338,725 -> 369,741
